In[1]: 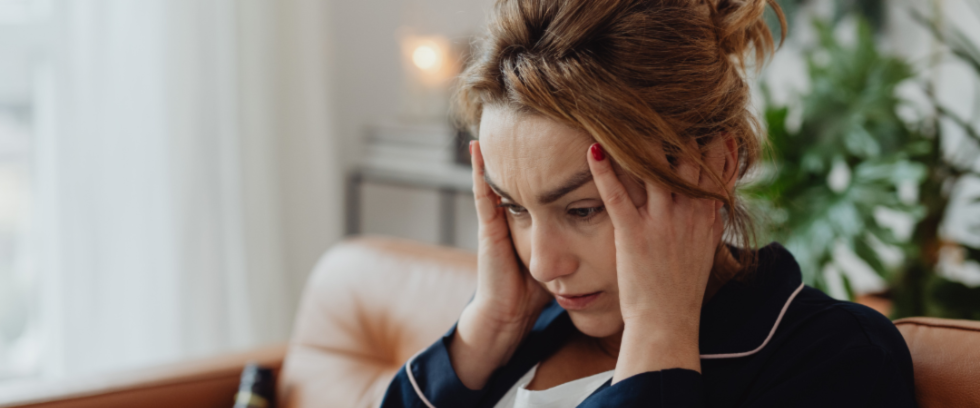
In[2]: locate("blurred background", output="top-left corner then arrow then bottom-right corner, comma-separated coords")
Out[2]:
0,0 -> 977,390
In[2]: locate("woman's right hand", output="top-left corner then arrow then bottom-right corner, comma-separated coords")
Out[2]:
467,140 -> 552,335
448,140 -> 552,390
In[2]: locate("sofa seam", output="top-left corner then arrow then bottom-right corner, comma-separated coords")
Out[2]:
893,320 -> 980,333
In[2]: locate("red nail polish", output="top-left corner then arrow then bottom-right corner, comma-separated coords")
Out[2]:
590,143 -> 605,161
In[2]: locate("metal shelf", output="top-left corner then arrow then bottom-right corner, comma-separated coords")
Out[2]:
346,162 -> 474,246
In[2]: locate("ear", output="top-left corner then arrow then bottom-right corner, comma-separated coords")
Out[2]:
703,133 -> 739,195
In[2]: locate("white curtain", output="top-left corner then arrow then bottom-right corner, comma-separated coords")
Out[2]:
33,0 -> 342,378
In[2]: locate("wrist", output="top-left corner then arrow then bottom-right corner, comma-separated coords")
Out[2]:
622,324 -> 699,353
613,319 -> 701,383
458,303 -> 535,352
454,302 -> 537,364
621,300 -> 702,339
622,315 -> 700,341
449,303 -> 535,390
466,296 -> 542,334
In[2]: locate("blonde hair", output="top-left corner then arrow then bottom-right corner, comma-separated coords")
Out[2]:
455,0 -> 786,275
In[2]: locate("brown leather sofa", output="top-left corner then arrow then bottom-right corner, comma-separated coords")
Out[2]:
1,237 -> 978,408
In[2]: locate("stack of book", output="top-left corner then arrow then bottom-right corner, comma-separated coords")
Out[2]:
363,121 -> 457,169
360,121 -> 473,189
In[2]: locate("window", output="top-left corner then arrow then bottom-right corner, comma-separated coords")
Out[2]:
0,0 -> 50,381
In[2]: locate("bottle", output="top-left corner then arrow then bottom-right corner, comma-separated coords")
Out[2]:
233,362 -> 276,408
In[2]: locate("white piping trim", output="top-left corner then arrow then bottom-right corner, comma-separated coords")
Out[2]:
403,281 -> 805,407
405,351 -> 437,408
700,281 -> 806,360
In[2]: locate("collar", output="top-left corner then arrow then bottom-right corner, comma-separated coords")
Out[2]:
698,242 -> 805,357
530,241 -> 805,359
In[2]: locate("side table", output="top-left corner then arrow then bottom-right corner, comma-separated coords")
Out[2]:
345,163 -> 474,246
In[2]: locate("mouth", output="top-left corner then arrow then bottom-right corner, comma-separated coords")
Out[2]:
554,291 -> 601,311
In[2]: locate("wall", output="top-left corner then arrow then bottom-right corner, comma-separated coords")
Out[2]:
328,0 -> 490,251
272,0 -> 348,313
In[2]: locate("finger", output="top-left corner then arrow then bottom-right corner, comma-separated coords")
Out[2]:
470,141 -> 502,225
686,163 -> 722,236
669,141 -> 706,232
643,178 -> 671,220
587,143 -> 639,229
684,138 -> 727,226
701,155 -> 727,238
612,162 -> 649,208
674,152 -> 700,202
676,145 -> 724,242
642,143 -> 672,214
699,146 -> 722,194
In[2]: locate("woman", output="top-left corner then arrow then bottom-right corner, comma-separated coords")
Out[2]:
382,0 -> 916,406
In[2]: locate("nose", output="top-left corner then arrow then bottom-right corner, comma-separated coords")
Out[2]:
527,223 -> 578,283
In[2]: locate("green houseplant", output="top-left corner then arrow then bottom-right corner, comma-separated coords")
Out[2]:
900,1 -> 980,319
755,7 -> 980,320
753,17 -> 929,300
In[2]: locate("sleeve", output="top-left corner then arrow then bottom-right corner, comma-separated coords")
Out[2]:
380,324 -> 489,408
578,369 -> 706,408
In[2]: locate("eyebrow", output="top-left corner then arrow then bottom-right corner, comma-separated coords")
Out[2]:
484,168 -> 594,205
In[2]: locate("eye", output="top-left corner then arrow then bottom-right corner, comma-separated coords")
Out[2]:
499,204 -> 528,216
568,206 -> 605,220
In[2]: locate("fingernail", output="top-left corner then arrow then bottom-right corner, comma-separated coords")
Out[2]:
469,140 -> 475,155
590,143 -> 605,161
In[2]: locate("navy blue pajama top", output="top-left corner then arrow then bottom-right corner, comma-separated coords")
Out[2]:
381,242 -> 917,407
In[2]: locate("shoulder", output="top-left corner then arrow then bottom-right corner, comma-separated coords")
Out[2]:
774,286 -> 914,379
747,287 -> 916,404
787,286 -> 907,352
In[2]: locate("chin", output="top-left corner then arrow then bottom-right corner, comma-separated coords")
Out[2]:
568,310 -> 624,338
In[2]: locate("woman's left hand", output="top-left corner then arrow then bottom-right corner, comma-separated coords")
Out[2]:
585,143 -> 725,383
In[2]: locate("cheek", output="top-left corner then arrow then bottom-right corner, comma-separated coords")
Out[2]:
508,218 -> 532,269
584,222 -> 618,284
567,226 -> 625,336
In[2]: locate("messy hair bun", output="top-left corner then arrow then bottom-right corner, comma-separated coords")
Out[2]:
709,0 -> 785,69
455,0 -> 786,275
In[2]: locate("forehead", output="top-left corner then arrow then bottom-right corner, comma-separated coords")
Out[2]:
478,106 -> 593,199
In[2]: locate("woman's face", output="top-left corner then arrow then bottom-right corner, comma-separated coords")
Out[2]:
478,106 -> 646,338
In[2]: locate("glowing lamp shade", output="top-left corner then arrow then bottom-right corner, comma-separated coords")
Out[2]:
412,45 -> 441,71
398,33 -> 459,119
400,35 -> 453,82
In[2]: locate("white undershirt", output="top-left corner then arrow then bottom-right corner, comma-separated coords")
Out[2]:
493,364 -> 615,408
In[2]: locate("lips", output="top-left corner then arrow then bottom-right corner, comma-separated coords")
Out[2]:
554,291 -> 601,310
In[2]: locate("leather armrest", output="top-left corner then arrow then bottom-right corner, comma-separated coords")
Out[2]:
277,237 -> 478,408
0,343 -> 287,408
893,317 -> 980,408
